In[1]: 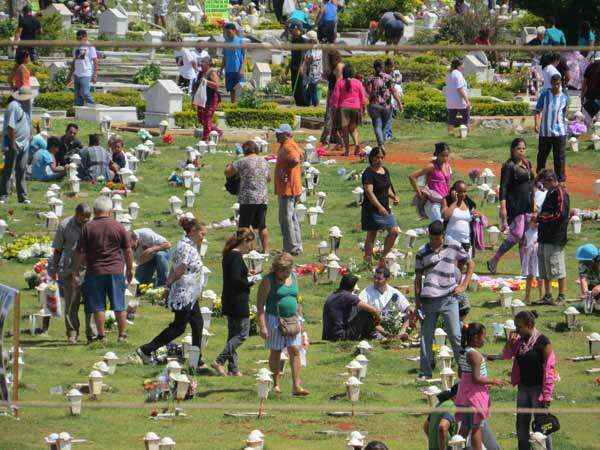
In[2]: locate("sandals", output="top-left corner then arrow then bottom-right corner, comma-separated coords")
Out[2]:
292,388 -> 310,397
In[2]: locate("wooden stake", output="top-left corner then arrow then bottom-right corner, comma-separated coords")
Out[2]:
258,398 -> 264,419
12,292 -> 20,418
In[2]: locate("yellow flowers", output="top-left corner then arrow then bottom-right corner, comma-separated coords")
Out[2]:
1,234 -> 51,260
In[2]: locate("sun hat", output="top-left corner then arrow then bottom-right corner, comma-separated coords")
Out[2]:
275,123 -> 293,134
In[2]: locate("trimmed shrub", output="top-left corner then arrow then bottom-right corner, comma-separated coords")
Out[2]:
437,2 -> 503,44
403,100 -> 530,122
338,0 -> 420,30
344,55 -> 447,83
34,90 -> 144,116
226,108 -> 294,128
174,110 -> 197,128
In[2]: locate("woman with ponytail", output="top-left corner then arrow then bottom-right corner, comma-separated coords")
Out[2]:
503,310 -> 555,450
456,323 -> 502,450
366,60 -> 403,148
136,217 -> 208,368
212,228 -> 257,376
329,63 -> 367,156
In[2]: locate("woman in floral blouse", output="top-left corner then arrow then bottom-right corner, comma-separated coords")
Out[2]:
137,217 -> 208,367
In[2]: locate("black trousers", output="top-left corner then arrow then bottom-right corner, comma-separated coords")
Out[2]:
272,0 -> 284,22
291,67 -> 306,107
342,309 -> 376,341
537,136 -> 566,182
141,302 -> 204,359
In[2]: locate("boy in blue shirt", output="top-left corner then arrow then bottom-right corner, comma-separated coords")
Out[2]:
31,136 -> 65,181
222,23 -> 245,104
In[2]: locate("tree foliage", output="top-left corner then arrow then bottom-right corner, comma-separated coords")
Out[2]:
516,0 -> 600,43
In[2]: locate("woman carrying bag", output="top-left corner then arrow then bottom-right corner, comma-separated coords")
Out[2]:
257,252 -> 309,396
502,310 -> 557,450
192,56 -> 222,142
136,217 -> 208,368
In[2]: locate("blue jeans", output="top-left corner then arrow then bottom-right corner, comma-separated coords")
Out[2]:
419,294 -> 462,377
368,104 -> 392,147
74,76 -> 94,106
135,250 -> 170,287
384,108 -> 395,140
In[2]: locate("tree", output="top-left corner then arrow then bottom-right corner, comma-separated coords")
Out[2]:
516,0 -> 600,43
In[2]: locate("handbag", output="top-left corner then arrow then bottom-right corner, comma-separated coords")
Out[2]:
532,412 -> 560,435
277,300 -> 301,337
583,98 -> 600,118
224,174 -> 240,195
192,78 -> 207,108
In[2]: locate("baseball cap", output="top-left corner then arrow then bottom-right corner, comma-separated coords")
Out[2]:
275,124 -> 292,134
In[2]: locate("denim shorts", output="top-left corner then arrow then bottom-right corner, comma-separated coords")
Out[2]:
361,210 -> 398,231
225,72 -> 244,92
83,273 -> 126,313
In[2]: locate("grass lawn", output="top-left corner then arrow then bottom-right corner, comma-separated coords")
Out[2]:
0,119 -> 599,449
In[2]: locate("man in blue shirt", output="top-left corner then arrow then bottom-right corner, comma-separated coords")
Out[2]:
534,74 -> 569,183
0,87 -> 32,204
542,17 -> 566,46
222,23 -> 245,104
31,136 -> 65,181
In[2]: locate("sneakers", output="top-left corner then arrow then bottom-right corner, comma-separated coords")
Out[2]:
539,294 -> 553,305
555,294 -> 566,305
136,347 -> 152,365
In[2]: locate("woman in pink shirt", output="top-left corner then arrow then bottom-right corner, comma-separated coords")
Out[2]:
330,65 -> 367,156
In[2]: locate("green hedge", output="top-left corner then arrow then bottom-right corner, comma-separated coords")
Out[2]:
34,90 -> 144,116
174,105 -> 325,129
403,100 -> 530,122
344,55 -> 447,83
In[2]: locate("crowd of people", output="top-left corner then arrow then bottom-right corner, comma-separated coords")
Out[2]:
4,2 -> 600,449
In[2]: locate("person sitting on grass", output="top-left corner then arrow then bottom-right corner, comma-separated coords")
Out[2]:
78,133 -> 113,182
423,384 -> 458,450
575,243 -> 600,313
30,136 -> 65,181
358,266 -> 412,340
322,274 -> 383,342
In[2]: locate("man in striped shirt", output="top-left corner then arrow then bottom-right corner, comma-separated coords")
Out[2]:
414,221 -> 474,379
534,74 -> 569,183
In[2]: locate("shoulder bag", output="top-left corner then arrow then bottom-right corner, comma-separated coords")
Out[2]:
276,278 -> 301,337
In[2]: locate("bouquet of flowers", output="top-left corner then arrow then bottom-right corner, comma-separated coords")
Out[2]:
379,301 -> 405,337
24,271 -> 40,289
162,133 -> 174,145
1,234 -> 52,261
212,297 -> 222,317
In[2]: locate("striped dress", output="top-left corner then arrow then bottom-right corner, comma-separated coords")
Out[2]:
456,347 -> 490,427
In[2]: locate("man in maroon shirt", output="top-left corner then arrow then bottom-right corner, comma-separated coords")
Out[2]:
73,196 -> 133,342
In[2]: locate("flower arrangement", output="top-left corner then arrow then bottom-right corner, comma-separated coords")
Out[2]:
106,181 -> 126,191
212,298 -> 222,317
23,258 -> 49,289
1,234 -> 52,261
162,133 -> 174,145
139,283 -> 166,305
468,169 -> 481,184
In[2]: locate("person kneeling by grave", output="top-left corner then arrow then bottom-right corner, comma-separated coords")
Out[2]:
575,243 -> 600,314
359,266 -> 413,340
322,274 -> 383,341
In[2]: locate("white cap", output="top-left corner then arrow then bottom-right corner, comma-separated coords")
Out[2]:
536,26 -> 546,34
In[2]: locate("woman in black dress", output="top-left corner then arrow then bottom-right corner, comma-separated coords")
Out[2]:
487,138 -> 534,274
211,228 -> 257,376
361,147 -> 400,266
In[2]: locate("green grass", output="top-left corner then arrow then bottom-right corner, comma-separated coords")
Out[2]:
0,119 -> 599,449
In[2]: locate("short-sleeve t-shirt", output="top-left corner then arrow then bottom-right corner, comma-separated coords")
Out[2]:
2,100 -> 30,152
18,15 -> 41,40
321,1 -> 337,21
358,284 -> 410,314
306,49 -> 323,83
111,151 -> 127,169
31,149 -> 54,180
361,166 -> 392,214
233,155 -> 270,205
223,36 -> 244,73
322,291 -> 361,340
445,69 -> 468,109
427,400 -> 456,450
133,228 -> 167,264
77,216 -> 131,275
516,334 -> 550,387
179,48 -> 198,80
73,46 -> 98,78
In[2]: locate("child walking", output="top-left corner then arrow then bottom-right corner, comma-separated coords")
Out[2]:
522,214 -> 542,304
456,323 -> 502,450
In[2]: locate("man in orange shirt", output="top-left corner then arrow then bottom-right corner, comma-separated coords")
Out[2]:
274,124 -> 305,255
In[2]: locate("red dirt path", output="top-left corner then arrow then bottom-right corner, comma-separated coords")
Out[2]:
323,143 -> 600,199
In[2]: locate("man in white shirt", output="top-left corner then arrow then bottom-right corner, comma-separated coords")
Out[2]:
68,30 -> 98,107
177,45 -> 198,94
359,267 -> 411,338
445,58 -> 470,135
130,228 -> 171,289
